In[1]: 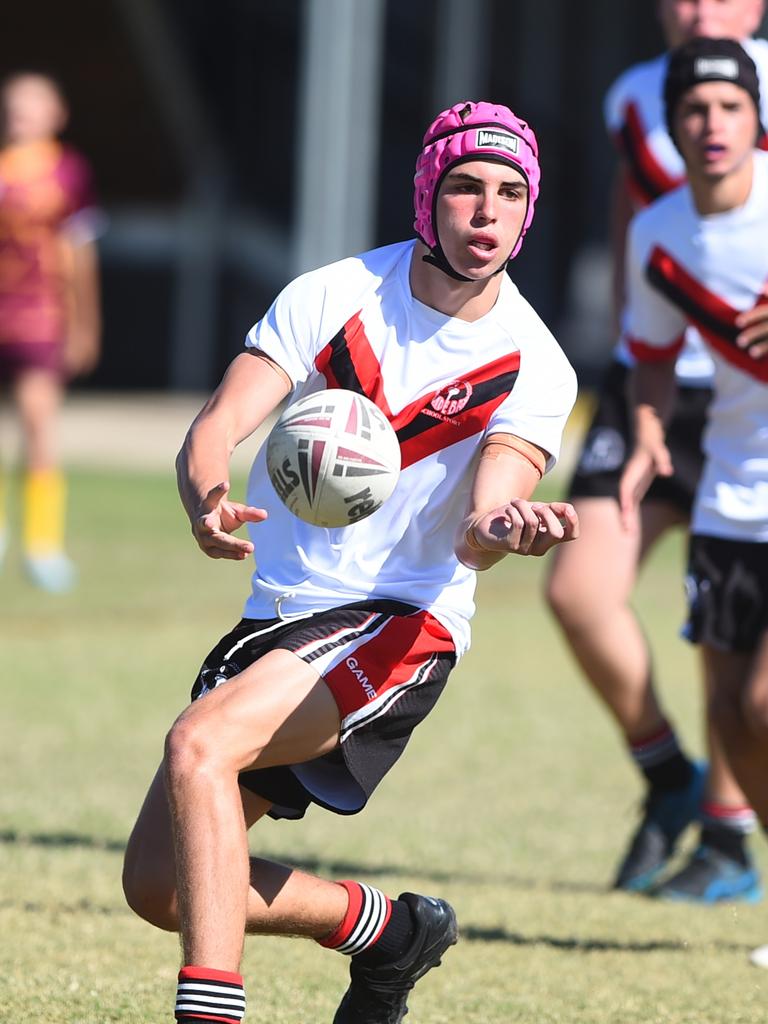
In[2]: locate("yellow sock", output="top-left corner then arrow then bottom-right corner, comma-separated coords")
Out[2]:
23,469 -> 67,556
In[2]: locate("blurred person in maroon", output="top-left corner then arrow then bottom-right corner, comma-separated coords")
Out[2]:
0,71 -> 102,591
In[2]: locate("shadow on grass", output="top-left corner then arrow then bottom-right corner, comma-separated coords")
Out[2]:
0,830 -> 608,892
0,833 -> 755,955
462,925 -> 694,953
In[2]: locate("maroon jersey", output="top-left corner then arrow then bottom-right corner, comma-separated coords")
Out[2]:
0,139 -> 97,347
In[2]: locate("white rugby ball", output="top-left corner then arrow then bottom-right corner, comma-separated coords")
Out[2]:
266,389 -> 401,527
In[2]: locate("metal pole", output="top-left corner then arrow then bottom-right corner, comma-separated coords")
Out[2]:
294,0 -> 386,275
432,0 -> 492,111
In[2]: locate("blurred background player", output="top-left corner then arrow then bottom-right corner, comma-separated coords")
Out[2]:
619,36 -> 768,928
0,71 -> 102,592
545,0 -> 768,901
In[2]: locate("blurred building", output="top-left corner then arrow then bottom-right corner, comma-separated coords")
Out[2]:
5,1 -> 766,391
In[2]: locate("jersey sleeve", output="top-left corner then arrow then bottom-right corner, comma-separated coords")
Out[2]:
486,338 -> 577,472
603,68 -> 629,146
245,271 -> 327,386
624,213 -> 686,363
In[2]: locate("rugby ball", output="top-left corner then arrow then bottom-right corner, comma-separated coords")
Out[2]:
266,389 -> 401,527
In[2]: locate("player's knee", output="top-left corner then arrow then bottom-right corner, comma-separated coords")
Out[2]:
122,841 -> 177,930
545,565 -> 590,629
164,715 -> 219,780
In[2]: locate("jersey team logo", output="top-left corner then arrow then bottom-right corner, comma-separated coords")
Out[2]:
429,380 -> 473,418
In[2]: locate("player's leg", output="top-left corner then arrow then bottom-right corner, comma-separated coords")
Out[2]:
546,495 -> 667,737
655,647 -> 760,902
546,494 -> 703,891
709,634 -> 768,827
162,647 -> 343,968
124,607 -> 458,1022
12,365 -> 75,591
658,535 -> 765,904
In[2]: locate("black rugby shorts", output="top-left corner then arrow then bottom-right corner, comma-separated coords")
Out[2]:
191,599 -> 456,820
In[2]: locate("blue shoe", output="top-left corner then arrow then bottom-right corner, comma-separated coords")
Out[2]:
655,844 -> 763,904
24,552 -> 77,593
613,762 -> 708,893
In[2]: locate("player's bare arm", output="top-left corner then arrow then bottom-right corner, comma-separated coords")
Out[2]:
609,162 -> 636,338
63,237 -> 102,377
619,358 -> 677,531
177,350 -> 291,560
455,432 -> 579,569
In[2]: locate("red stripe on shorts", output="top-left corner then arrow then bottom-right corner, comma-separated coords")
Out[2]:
322,610 -> 454,719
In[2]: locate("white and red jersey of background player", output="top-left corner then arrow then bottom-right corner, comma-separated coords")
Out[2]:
604,36 -> 768,385
625,150 -> 768,543
242,239 -> 577,656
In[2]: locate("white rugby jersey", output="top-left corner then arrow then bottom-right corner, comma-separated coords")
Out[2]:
242,240 -> 577,656
625,150 -> 768,543
604,37 -> 768,384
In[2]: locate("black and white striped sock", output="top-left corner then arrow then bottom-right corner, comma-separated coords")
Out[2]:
174,966 -> 246,1023
318,880 -> 415,966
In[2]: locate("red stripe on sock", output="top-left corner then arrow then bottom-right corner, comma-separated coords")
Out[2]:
702,802 -> 755,820
629,724 -> 673,752
318,880 -> 363,949
178,966 -> 243,985
177,1015 -> 241,1024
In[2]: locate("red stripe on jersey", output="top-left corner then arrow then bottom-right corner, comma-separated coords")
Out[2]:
646,246 -> 768,383
315,312 -> 522,468
620,103 -> 684,207
627,333 -> 685,363
759,132 -> 768,152
323,610 -> 453,718
393,352 -> 521,468
316,311 -> 394,415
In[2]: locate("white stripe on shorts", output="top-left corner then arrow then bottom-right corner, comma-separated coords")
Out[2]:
339,653 -> 438,743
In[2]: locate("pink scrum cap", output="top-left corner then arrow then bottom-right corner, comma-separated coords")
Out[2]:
413,101 -> 541,269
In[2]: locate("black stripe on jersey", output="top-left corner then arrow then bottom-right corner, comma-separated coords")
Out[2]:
395,369 -> 520,443
646,261 -> 737,344
322,324 -> 365,394
619,123 -> 662,204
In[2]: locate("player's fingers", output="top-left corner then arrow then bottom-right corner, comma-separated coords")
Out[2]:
200,532 -> 254,560
735,303 -> 768,328
504,500 -> 540,554
531,504 -> 566,541
232,504 -> 269,524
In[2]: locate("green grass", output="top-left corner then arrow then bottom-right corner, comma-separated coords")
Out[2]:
2,469 -> 767,1022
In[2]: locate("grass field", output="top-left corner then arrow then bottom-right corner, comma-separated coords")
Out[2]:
2,468 -> 767,1023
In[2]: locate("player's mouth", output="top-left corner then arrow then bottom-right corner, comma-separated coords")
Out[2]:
467,234 -> 498,261
702,143 -> 727,162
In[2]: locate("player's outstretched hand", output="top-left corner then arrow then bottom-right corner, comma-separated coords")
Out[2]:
474,499 -> 579,557
618,443 -> 672,533
192,481 -> 268,560
735,303 -> 768,360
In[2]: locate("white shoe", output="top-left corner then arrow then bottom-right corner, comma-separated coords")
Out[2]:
24,552 -> 78,593
749,944 -> 768,968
